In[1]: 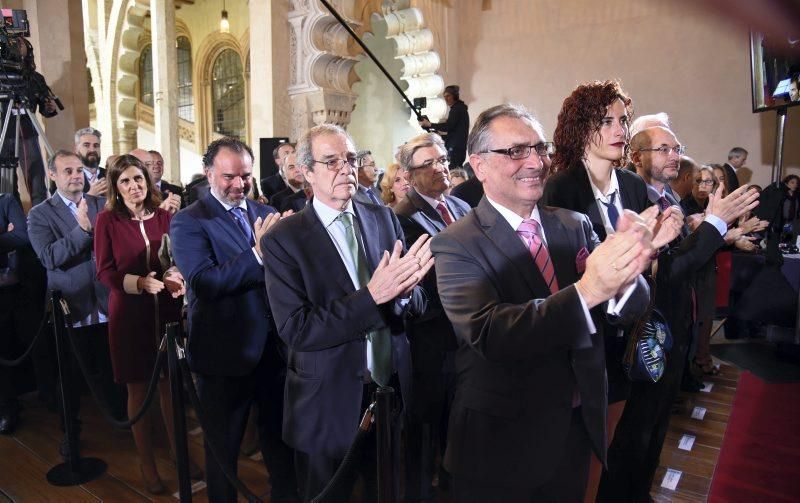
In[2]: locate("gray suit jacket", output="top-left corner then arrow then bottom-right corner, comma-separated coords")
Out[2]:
27,194 -> 109,322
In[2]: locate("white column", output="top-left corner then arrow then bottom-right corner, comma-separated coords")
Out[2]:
150,0 -> 180,183
249,0 -> 273,179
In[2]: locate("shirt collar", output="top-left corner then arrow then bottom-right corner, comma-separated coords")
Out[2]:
210,190 -> 248,212
646,183 -> 667,203
586,165 -> 620,203
57,191 -> 81,210
485,195 -> 541,231
416,190 -> 446,211
313,197 -> 355,228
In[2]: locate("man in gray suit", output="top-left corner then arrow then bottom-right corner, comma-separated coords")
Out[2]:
28,150 -> 119,459
393,132 -> 471,500
354,150 -> 384,206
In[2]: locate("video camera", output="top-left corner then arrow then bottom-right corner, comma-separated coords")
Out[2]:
0,8 -> 63,116
413,97 -> 431,131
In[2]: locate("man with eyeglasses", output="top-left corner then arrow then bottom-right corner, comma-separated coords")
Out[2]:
353,150 -> 384,206
393,132 -> 471,500
262,124 -> 433,502
431,104 -> 653,501
600,125 -> 759,501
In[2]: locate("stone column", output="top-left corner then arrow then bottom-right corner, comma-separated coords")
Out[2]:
23,0 -> 90,153
150,0 -> 180,183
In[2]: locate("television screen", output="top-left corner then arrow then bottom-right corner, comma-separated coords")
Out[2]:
750,32 -> 800,112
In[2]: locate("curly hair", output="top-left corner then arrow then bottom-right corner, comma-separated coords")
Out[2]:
551,80 -> 633,172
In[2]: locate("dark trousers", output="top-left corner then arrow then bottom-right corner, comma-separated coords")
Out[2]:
453,406 -> 591,503
599,325 -> 693,502
195,336 -> 297,503
296,375 -> 403,503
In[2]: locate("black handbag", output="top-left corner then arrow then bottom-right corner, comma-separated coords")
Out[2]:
622,276 -> 672,383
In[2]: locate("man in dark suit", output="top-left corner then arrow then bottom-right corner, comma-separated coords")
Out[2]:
147,150 -> 184,206
450,175 -> 483,208
260,143 -> 295,201
28,150 -> 119,459
393,132 -> 470,500
600,127 -> 759,501
353,150 -> 383,206
431,104 -> 653,501
170,137 -> 298,502
73,127 -> 107,197
270,152 -> 305,212
418,85 -> 469,169
721,146 -> 747,193
262,124 -> 432,502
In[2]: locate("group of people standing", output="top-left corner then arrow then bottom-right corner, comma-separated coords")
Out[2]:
0,77 -> 768,503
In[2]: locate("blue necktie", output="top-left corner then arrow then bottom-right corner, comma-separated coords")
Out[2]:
364,186 -> 381,205
230,207 -> 254,246
602,192 -> 620,230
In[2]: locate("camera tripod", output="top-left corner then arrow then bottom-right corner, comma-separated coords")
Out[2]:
0,92 -> 54,197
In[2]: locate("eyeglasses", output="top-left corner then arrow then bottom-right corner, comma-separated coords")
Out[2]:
695,179 -> 714,186
479,142 -> 555,160
313,157 -> 357,171
638,145 -> 686,156
409,156 -> 450,171
359,162 -> 376,169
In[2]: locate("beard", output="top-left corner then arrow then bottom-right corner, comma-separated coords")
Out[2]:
79,152 -> 101,169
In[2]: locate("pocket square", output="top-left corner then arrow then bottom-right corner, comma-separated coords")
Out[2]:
575,247 -> 589,274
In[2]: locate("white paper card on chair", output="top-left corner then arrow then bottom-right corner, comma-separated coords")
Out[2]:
661,469 -> 682,490
678,434 -> 696,451
691,406 -> 707,420
701,381 -> 713,392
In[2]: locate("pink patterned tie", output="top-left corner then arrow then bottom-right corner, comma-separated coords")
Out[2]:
517,219 -> 559,294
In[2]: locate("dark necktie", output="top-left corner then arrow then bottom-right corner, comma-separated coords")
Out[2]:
601,192 -> 620,230
230,207 -> 254,246
516,219 -> 559,294
436,201 -> 454,226
658,195 -> 670,212
338,212 -> 392,386
364,187 -> 381,205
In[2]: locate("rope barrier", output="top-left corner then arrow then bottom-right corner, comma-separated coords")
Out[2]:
0,307 -> 50,367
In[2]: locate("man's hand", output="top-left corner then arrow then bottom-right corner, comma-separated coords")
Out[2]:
159,191 -> 181,215
686,213 -> 703,232
43,98 -> 57,116
368,240 -> 425,305
253,213 -> 283,257
418,118 -> 432,129
724,227 -> 744,245
76,198 -> 92,232
86,178 -> 108,197
706,184 -> 760,225
737,215 -> 769,235
4,222 -> 12,233
398,234 -> 435,297
137,271 -> 165,294
650,205 -> 683,249
734,236 -> 758,252
163,267 -> 186,298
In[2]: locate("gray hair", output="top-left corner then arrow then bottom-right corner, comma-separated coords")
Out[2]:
728,147 -> 748,159
74,127 -> 102,146
296,124 -> 355,172
48,149 -> 81,172
630,113 -> 670,137
356,149 -> 372,169
396,133 -> 446,171
467,104 -> 545,156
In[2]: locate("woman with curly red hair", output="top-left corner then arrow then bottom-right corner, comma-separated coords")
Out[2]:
542,80 -> 651,503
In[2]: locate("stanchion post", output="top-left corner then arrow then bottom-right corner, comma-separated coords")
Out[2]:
375,386 -> 395,503
46,290 -> 107,486
167,322 -> 192,501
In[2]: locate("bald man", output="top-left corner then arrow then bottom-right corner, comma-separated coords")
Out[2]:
129,149 -> 182,214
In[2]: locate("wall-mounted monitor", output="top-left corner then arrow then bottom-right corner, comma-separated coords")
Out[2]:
750,31 -> 800,112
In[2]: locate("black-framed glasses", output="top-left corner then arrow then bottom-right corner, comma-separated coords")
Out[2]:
479,142 -> 555,160
313,157 -> 357,171
695,179 -> 714,186
409,156 -> 449,171
638,145 -> 686,156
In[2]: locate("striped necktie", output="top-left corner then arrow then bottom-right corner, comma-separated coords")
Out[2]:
517,219 -> 559,294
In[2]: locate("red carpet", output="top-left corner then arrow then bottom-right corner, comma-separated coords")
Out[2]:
709,371 -> 800,502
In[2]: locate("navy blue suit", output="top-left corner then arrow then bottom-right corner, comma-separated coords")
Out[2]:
170,193 -> 297,502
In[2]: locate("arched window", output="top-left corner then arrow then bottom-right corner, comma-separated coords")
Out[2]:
139,44 -> 154,106
211,49 -> 245,139
177,36 -> 194,122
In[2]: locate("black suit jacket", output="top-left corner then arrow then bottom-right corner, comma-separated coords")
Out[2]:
450,176 -> 483,208
431,198 -> 648,490
261,174 -> 287,202
262,199 -> 426,458
542,163 -> 651,241
432,100 -> 469,167
270,186 -> 301,213
159,180 -> 185,208
722,163 -> 740,193
394,189 -> 471,367
184,177 -> 209,206
81,167 -> 106,193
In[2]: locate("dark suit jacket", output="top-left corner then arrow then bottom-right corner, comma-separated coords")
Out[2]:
542,163 -> 651,241
270,186 -> 302,213
170,193 -> 278,376
159,180 -> 185,208
393,189 -> 470,368
353,184 -> 383,206
81,167 -> 106,194
261,174 -> 287,202
27,194 -> 109,321
262,199 -> 426,458
431,198 -> 648,490
432,100 -> 469,167
722,163 -> 740,193
184,177 -> 209,206
281,190 -> 309,213
450,176 -> 483,208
